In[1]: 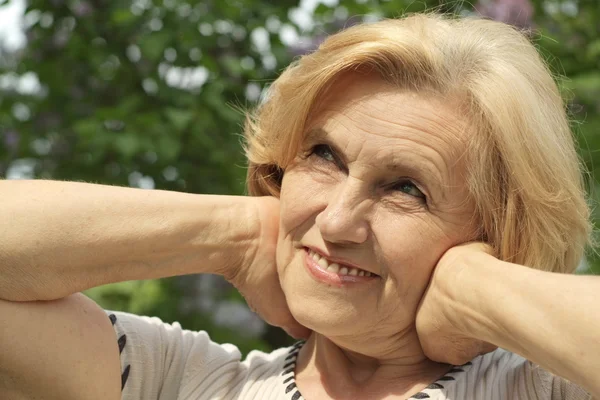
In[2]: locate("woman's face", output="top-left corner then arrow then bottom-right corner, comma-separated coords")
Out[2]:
276,74 -> 478,358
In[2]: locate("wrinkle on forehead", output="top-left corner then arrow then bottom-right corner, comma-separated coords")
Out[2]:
306,125 -> 444,188
308,72 -> 470,142
304,74 -> 473,207
318,86 -> 470,153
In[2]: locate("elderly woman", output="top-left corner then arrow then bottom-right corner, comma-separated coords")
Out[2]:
0,13 -> 598,400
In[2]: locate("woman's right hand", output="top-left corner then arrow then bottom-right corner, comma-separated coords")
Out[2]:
228,196 -> 311,339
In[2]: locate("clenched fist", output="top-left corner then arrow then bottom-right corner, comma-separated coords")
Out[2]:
228,196 -> 311,340
416,243 -> 497,365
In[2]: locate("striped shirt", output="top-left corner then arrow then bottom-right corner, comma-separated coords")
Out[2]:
107,311 -> 591,400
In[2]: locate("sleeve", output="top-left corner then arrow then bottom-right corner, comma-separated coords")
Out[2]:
466,349 -> 592,400
529,363 -> 593,400
104,310 -> 245,400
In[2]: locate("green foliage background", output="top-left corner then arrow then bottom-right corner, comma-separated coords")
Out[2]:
1,0 -> 598,352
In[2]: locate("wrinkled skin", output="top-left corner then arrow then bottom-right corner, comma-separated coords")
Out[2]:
416,242 -> 498,366
231,196 -> 311,340
236,73 -> 495,398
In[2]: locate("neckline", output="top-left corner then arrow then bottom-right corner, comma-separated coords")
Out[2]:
280,341 -> 472,400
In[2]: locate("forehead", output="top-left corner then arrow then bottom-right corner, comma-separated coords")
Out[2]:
306,74 -> 472,176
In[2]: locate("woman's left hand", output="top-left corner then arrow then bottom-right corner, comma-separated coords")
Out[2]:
416,242 -> 497,366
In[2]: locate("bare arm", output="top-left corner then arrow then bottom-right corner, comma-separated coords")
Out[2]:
0,293 -> 122,400
456,255 -> 600,397
0,180 -> 307,400
0,180 -> 257,301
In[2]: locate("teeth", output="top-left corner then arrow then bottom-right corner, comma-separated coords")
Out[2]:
308,249 -> 374,277
317,258 -> 328,269
327,263 -> 339,273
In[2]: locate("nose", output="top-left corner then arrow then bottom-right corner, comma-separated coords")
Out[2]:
315,179 -> 369,245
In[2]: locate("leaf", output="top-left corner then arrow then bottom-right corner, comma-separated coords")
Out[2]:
221,55 -> 243,77
157,134 -> 181,161
113,132 -> 141,158
73,118 -> 102,137
165,107 -> 194,132
314,3 -> 333,17
566,73 -> 600,104
117,95 -> 143,116
128,280 -> 169,315
111,8 -> 138,27
138,31 -> 172,62
586,39 -> 600,63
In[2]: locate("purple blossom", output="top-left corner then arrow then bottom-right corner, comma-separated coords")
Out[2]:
476,0 -> 534,28
72,1 -> 94,18
288,34 -> 327,57
3,130 -> 20,151
288,16 -> 362,57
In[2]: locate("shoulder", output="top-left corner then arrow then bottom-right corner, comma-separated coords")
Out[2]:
107,310 -> 290,400
465,348 -> 528,381
0,294 -> 121,400
442,349 -> 591,400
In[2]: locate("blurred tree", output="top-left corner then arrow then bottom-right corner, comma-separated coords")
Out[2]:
0,0 -> 304,194
0,0 -> 598,352
529,0 -> 600,274
0,0 -> 315,353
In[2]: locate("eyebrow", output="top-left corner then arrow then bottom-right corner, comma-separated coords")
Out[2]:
307,127 -> 435,174
305,126 -> 446,200
306,127 -> 327,142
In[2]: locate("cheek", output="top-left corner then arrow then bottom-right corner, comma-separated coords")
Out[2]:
276,170 -> 328,267
378,215 -> 455,296
278,169 -> 328,238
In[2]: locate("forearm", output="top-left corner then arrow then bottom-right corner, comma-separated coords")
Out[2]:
457,256 -> 600,396
0,180 -> 257,301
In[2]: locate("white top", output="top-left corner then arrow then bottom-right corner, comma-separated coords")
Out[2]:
106,310 -> 592,400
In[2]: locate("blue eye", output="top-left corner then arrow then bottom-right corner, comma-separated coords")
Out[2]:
311,144 -> 336,162
390,180 -> 426,200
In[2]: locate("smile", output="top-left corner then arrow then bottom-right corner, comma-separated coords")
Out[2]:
303,247 -> 379,286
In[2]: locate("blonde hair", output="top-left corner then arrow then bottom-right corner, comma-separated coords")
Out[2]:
243,13 -> 592,274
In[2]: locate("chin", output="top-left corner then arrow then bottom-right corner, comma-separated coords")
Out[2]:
286,293 -> 364,337
280,249 -> 381,337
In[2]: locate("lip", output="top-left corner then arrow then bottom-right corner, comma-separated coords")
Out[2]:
303,248 -> 378,287
305,246 -> 379,277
